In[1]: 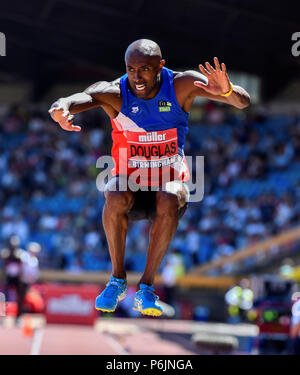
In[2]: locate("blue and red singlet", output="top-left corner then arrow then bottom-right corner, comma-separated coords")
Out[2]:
110,67 -> 190,186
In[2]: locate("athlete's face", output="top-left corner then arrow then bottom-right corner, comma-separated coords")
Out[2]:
125,53 -> 165,99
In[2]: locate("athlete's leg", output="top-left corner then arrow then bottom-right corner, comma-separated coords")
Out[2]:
102,177 -> 135,279
138,182 -> 189,286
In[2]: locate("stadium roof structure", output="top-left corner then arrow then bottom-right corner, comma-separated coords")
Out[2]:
0,0 -> 300,101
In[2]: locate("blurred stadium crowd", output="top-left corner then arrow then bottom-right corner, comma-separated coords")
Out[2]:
1,102 -> 300,274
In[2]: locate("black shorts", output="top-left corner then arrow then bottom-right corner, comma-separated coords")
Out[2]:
127,189 -> 188,221
105,176 -> 188,222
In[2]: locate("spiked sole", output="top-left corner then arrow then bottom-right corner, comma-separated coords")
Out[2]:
133,307 -> 163,317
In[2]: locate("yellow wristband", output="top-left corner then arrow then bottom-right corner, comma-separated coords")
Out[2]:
221,82 -> 233,97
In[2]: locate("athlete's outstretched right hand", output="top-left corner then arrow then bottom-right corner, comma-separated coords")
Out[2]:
48,103 -> 81,132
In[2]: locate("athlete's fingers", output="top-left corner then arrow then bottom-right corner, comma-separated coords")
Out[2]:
198,64 -> 210,76
221,63 -> 226,73
194,81 -> 208,89
214,57 -> 221,71
70,125 -> 81,132
49,108 -> 73,121
62,109 -> 71,118
60,122 -> 81,132
205,62 -> 215,73
66,124 -> 81,132
48,107 -> 62,118
49,107 -> 80,131
62,119 -> 74,127
49,107 -> 66,122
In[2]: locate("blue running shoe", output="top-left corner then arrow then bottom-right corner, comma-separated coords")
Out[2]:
95,276 -> 127,312
133,284 -> 163,317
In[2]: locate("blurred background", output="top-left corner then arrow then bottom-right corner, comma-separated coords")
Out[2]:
0,0 -> 300,355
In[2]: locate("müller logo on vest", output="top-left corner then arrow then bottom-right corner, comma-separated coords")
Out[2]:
138,132 -> 167,142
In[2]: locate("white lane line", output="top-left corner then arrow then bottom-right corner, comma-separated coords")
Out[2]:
30,329 -> 44,355
103,333 -> 129,355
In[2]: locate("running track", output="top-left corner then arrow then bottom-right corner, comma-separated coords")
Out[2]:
0,316 -> 258,355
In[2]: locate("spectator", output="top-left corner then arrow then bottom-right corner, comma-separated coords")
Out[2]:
290,299 -> 300,354
17,242 -> 41,316
1,235 -> 25,317
161,251 -> 185,306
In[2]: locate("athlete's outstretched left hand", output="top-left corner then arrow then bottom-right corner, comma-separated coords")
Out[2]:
194,57 -> 231,96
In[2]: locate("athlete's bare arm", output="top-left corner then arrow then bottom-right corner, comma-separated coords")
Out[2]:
174,57 -> 250,113
49,79 -> 122,132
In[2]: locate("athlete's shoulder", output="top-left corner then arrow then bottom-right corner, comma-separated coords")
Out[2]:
84,78 -> 121,96
173,70 -> 208,100
173,70 -> 207,84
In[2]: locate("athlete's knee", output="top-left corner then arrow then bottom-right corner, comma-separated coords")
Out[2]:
156,191 -> 180,215
105,190 -> 134,213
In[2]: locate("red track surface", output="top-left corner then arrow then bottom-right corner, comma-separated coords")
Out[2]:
0,316 -> 258,355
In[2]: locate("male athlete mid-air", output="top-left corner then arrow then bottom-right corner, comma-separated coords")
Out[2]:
49,39 -> 250,317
